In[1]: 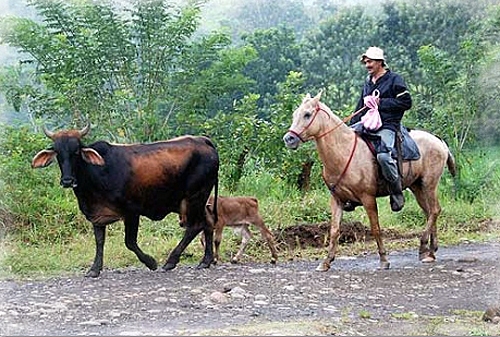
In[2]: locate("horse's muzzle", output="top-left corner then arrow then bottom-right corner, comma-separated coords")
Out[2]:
283,132 -> 300,150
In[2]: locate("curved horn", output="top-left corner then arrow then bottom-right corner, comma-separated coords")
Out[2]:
78,122 -> 90,138
43,125 -> 56,140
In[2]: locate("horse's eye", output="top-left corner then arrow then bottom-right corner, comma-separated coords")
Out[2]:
304,112 -> 312,119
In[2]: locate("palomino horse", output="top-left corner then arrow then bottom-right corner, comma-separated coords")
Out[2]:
283,92 -> 456,271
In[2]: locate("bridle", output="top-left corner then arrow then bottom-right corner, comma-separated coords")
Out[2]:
287,103 -> 367,142
287,101 -> 367,194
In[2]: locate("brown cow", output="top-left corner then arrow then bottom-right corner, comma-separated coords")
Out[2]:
203,196 -> 278,264
32,123 -> 219,277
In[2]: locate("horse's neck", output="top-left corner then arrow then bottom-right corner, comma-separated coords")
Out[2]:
314,122 -> 356,174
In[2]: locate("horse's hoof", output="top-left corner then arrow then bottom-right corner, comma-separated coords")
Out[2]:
230,259 -> 238,264
162,263 -> 177,271
421,256 -> 436,263
270,258 -> 277,265
315,263 -> 330,272
378,261 -> 391,269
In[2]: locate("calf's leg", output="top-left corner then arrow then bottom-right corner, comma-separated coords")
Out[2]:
232,224 -> 252,263
252,216 -> 279,264
213,225 -> 224,264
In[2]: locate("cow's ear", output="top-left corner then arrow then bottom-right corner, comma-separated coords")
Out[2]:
81,148 -> 105,166
205,203 -> 213,214
32,149 -> 57,168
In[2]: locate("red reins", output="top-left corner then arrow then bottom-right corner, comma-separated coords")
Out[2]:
288,102 -> 367,194
287,104 -> 367,142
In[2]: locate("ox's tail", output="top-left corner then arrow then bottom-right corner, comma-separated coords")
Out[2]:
212,176 -> 218,224
205,135 -> 219,225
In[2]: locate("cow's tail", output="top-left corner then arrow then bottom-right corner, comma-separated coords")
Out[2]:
205,135 -> 219,224
212,176 -> 218,225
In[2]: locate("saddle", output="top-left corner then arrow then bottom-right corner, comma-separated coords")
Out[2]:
351,124 -> 421,161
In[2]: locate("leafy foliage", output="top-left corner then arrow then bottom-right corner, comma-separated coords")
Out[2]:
1,0 -> 500,248
241,26 -> 302,111
0,0 -> 253,141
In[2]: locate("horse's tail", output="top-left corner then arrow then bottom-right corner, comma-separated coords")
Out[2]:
435,135 -> 457,177
447,149 -> 457,177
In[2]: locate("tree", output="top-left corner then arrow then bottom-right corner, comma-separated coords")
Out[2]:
241,26 -> 302,112
231,0 -> 312,41
299,6 -> 376,113
0,0 -> 253,142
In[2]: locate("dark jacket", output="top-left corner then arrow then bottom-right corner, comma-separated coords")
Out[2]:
350,69 -> 412,132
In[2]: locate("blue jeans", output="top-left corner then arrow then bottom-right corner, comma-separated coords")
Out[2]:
375,128 -> 399,183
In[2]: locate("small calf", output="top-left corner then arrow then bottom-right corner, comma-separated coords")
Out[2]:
204,196 -> 278,264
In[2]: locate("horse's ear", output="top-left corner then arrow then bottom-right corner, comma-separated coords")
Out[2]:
303,93 -> 311,102
312,90 -> 323,105
314,90 -> 323,101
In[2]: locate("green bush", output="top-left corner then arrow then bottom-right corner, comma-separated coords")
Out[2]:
0,125 -> 89,244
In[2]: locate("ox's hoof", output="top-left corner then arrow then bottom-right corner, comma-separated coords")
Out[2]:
145,257 -> 158,271
196,261 -> 211,269
85,269 -> 100,278
378,261 -> 391,270
162,263 -> 177,271
315,262 -> 330,272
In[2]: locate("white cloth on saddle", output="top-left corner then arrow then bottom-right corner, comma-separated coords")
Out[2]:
361,93 -> 382,131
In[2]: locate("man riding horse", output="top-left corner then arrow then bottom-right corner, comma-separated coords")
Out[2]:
345,46 -> 412,212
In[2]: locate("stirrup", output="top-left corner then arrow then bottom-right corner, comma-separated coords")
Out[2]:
390,194 -> 405,212
343,200 -> 361,212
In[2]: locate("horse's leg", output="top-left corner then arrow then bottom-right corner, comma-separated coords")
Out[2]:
316,196 -> 342,272
410,184 -> 440,262
362,197 -> 390,269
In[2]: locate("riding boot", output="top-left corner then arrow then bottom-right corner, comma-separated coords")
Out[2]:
388,177 -> 405,212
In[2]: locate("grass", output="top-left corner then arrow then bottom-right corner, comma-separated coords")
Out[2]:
2,204 -> 499,279
2,137 -> 500,279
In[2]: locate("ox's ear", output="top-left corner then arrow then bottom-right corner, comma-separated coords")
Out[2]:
32,149 -> 57,168
81,148 -> 105,166
205,203 -> 214,215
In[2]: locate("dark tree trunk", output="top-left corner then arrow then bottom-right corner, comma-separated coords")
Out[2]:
297,159 -> 314,192
229,147 -> 249,192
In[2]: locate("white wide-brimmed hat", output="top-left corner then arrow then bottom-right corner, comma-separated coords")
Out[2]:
361,46 -> 385,63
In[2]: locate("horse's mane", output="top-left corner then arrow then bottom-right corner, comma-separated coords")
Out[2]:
317,101 -> 334,115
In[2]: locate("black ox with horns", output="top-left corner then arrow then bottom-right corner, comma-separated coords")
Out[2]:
32,123 -> 219,277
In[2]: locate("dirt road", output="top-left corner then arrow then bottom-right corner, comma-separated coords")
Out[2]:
1,240 -> 499,336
